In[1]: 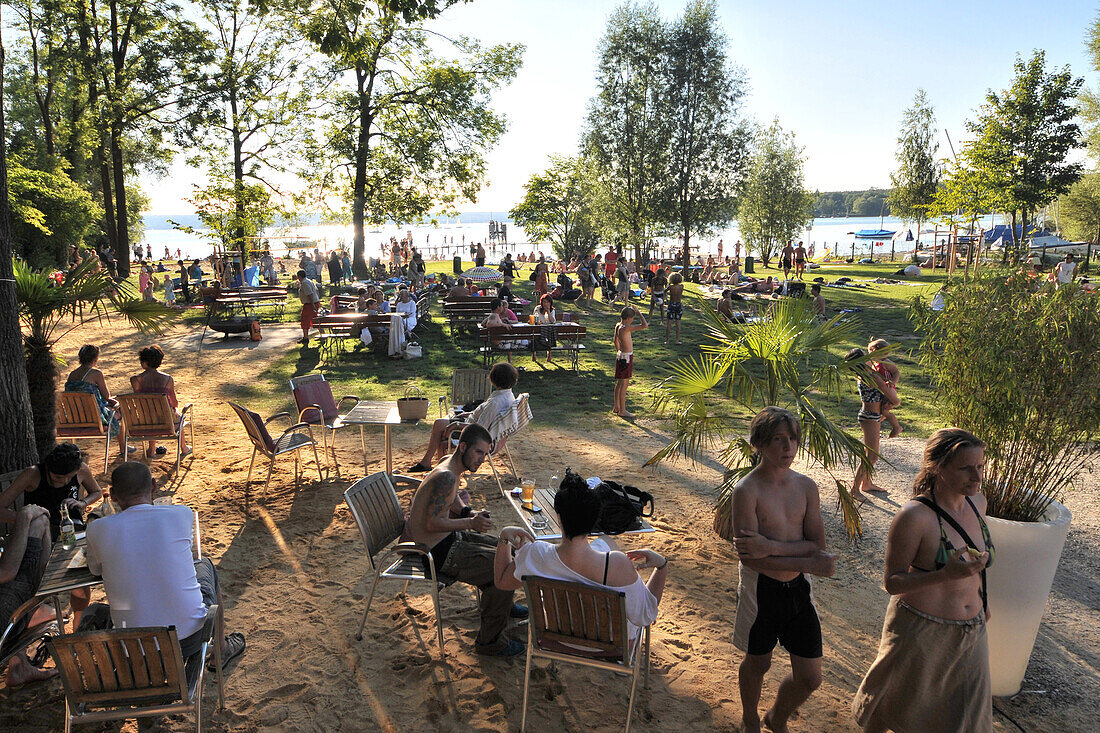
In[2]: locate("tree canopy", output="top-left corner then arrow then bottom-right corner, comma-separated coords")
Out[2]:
510,156 -> 604,262
888,89 -> 939,249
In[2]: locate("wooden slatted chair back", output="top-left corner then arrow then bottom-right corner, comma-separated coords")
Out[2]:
228,402 -> 276,456
57,392 -> 107,435
522,577 -> 630,660
117,394 -> 176,437
344,473 -> 404,568
48,627 -> 189,707
451,369 -> 491,408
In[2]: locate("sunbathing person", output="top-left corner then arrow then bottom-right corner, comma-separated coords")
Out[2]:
734,276 -> 775,295
0,505 -> 57,687
130,345 -> 191,459
64,344 -> 127,457
493,469 -> 666,646
408,362 -> 519,472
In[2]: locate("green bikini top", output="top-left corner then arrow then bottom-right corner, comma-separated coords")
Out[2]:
913,489 -> 995,572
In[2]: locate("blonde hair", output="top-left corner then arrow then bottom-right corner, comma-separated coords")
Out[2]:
748,407 -> 802,451
868,338 -> 889,352
912,428 -> 985,497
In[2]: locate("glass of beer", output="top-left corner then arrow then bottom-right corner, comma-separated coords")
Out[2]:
521,478 -> 535,508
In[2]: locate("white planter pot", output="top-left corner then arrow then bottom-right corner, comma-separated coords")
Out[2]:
985,499 -> 1072,697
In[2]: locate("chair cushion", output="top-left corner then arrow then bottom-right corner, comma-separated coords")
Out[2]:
294,381 -> 337,423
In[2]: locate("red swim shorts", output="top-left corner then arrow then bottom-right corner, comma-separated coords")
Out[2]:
300,301 -> 318,331
615,354 -> 634,380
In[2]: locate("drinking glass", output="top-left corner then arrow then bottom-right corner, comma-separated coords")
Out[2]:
521,478 -> 535,507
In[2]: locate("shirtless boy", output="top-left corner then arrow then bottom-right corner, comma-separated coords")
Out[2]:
613,306 -> 648,418
794,241 -> 808,279
731,407 -> 837,733
780,241 -> 795,280
649,268 -> 668,318
665,272 -> 685,344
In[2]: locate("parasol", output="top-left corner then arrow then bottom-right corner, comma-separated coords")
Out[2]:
461,266 -> 504,282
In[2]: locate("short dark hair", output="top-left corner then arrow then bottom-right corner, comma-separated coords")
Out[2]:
357,288 -> 367,296
138,344 -> 165,369
490,298 -> 503,310
296,269 -> 306,278
811,284 -> 821,294
489,362 -> 519,389
78,344 -> 100,366
748,406 -> 802,450
457,423 -> 492,450
111,461 -> 154,500
43,442 -> 84,475
553,471 -> 601,538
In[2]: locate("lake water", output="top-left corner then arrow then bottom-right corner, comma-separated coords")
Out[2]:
142,213 -> 1003,262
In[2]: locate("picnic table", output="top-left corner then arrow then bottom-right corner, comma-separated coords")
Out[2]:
479,323 -> 587,370
313,312 -> 409,361
501,486 -> 655,541
342,400 -> 422,487
33,536 -> 101,627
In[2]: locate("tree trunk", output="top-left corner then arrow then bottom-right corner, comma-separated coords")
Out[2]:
0,30 -> 40,472
351,68 -> 371,278
111,122 -> 129,278
231,88 -> 246,254
24,338 -> 58,460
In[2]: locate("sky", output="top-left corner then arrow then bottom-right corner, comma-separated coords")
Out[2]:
141,0 -> 1099,215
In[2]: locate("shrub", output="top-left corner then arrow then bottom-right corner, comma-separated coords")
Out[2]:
911,272 -> 1100,521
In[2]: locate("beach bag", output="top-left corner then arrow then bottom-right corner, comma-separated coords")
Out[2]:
404,342 -> 423,359
593,480 -> 654,535
528,269 -> 538,281
535,325 -> 557,350
249,320 -> 262,341
397,386 -> 430,420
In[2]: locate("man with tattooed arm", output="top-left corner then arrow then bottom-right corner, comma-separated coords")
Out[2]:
405,423 -> 530,656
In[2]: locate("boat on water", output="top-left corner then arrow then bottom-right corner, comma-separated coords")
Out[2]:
853,229 -> 896,239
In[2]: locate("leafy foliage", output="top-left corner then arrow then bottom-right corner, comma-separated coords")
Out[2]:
911,272 -> 1100,521
169,173 -> 279,254
510,156 -> 604,262
888,89 -> 939,255
7,156 -> 102,269
1059,171 -> 1100,243
738,120 -> 815,266
647,294 -> 873,538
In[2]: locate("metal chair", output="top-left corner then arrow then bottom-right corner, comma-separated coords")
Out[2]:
443,368 -> 492,417
520,576 -> 652,733
228,402 -> 323,509
344,473 -> 459,659
0,519 -> 64,678
449,393 -> 532,492
56,391 -> 117,472
47,606 -> 224,733
117,393 -> 195,474
289,373 -> 360,479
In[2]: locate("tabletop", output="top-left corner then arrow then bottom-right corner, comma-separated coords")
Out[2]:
35,536 -> 101,597
501,487 -> 655,541
343,400 -> 406,426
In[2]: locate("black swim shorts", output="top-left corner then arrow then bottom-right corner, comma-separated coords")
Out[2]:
734,565 -> 822,658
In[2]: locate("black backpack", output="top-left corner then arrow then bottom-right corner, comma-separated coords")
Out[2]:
593,480 -> 655,535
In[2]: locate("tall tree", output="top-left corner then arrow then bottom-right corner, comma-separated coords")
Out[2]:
1060,171 -> 1100,245
1078,9 -> 1100,159
965,51 -> 1083,260
583,2 -> 669,262
300,1 -> 522,276
738,120 -> 815,267
888,89 -> 939,258
0,25 -> 40,473
659,0 -> 749,270
510,156 -> 604,262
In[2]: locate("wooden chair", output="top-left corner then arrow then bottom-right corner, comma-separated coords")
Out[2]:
289,373 -> 360,479
519,576 -> 652,733
56,391 -> 116,472
47,608 -> 224,733
444,368 -> 492,416
228,402 -> 323,509
344,473 -> 460,660
117,393 -> 195,474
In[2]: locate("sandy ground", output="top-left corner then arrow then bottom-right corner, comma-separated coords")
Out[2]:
2,320 -> 1098,732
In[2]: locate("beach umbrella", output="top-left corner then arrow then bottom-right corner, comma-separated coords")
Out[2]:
461,266 -> 503,282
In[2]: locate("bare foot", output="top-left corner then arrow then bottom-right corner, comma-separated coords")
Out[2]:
763,711 -> 788,733
888,426 -> 903,438
620,411 -> 635,419
740,717 -> 762,733
867,483 -> 889,494
6,655 -> 58,688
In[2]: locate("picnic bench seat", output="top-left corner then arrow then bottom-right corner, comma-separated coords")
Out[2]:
313,313 -> 406,361
444,298 -> 526,338
479,323 -> 586,371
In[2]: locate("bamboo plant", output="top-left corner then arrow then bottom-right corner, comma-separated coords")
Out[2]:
910,271 -> 1100,521
647,295 -> 880,539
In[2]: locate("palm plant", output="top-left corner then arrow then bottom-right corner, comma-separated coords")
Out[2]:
647,295 -> 879,538
15,257 -> 174,458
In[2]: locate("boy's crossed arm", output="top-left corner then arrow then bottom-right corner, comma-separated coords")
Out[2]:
731,485 -> 836,578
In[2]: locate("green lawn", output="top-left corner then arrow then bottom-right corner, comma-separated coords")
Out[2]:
207,258 -> 953,442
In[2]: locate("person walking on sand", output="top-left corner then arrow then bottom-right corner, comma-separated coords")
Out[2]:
847,347 -> 892,500
731,407 -> 837,733
665,272 -> 684,344
852,428 -> 993,733
612,306 -> 648,418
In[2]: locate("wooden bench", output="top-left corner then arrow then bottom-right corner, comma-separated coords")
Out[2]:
444,299 -> 525,338
313,313 -> 406,361
478,323 -> 587,371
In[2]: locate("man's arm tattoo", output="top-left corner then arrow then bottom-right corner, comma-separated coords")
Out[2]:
427,472 -> 456,519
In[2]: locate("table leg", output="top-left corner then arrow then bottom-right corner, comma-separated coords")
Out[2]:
384,424 -> 392,476
360,425 -> 367,473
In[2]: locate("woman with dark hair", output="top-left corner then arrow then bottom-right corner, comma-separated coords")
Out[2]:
852,428 -> 993,733
65,345 -> 128,456
534,294 -> 556,363
130,345 -> 191,458
493,470 -> 667,644
0,443 -> 105,627
534,258 -> 549,299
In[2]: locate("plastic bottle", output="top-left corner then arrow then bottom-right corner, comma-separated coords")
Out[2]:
60,514 -> 76,550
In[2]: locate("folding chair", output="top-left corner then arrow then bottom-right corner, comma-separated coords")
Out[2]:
289,373 -> 360,479
56,391 -> 117,472
520,576 -> 652,733
117,393 -> 195,474
451,393 -> 532,492
228,402 -> 323,509
47,607 -> 224,733
344,473 -> 464,660
443,368 -> 492,417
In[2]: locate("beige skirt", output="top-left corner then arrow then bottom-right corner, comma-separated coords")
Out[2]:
852,597 -> 992,733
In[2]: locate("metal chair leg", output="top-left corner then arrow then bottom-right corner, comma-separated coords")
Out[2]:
311,441 -> 324,484
520,624 -> 533,732
504,444 -> 518,482
246,448 -> 257,486
430,583 -> 446,658
357,570 -> 384,641
625,653 -> 642,733
487,455 -> 504,493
